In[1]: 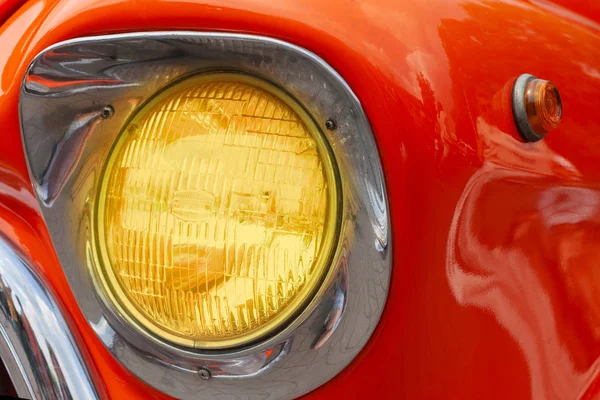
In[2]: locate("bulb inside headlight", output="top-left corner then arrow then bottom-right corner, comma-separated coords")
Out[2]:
94,73 -> 340,349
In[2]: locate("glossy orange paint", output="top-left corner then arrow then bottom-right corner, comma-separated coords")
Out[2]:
1,0 -> 600,399
0,0 -> 26,25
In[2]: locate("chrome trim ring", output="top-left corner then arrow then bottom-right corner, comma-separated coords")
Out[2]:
0,238 -> 101,400
512,73 -> 545,142
19,32 -> 391,399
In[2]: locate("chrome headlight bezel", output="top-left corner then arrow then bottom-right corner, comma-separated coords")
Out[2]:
20,32 -> 391,399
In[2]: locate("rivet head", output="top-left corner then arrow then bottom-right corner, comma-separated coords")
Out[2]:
325,119 -> 337,130
101,105 -> 114,119
512,74 -> 562,142
198,368 -> 211,380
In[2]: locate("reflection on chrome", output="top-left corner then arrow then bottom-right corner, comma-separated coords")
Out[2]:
447,119 -> 600,399
36,110 -> 106,206
210,339 -> 293,378
0,238 -> 101,400
313,254 -> 349,350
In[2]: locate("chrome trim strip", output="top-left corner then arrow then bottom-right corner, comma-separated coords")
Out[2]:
20,32 -> 391,399
0,238 -> 101,400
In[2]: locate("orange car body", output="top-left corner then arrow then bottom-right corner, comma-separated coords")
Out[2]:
1,0 -> 600,398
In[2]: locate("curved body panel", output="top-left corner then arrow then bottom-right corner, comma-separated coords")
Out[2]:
1,0 -> 600,398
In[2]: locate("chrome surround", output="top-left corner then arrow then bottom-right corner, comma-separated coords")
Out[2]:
512,73 -> 545,142
0,237 -> 101,400
20,32 -> 391,399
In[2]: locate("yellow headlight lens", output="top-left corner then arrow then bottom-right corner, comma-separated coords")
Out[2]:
95,73 -> 340,349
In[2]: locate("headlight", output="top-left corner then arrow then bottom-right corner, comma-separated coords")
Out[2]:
95,73 -> 340,348
20,32 -> 390,400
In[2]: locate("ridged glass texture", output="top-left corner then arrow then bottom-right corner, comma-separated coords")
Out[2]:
99,74 -> 336,347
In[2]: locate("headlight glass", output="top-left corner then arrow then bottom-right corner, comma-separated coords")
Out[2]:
95,73 -> 340,349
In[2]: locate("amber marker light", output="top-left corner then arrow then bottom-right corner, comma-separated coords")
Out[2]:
512,74 -> 562,142
93,73 -> 341,349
